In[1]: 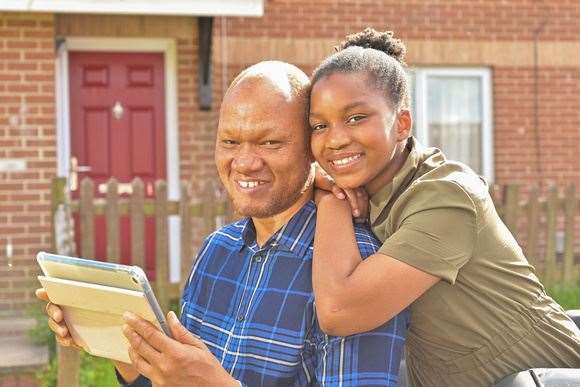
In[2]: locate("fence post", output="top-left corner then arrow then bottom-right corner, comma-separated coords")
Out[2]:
525,186 -> 540,269
155,180 -> 170,314
202,182 -> 217,238
503,184 -> 520,235
131,178 -> 145,269
562,184 -> 576,285
57,178 -> 96,387
50,178 -> 67,253
544,185 -> 558,286
79,178 -> 95,259
106,178 -> 120,264
179,182 -> 193,294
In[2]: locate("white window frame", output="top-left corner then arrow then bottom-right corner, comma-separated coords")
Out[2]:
412,67 -> 494,181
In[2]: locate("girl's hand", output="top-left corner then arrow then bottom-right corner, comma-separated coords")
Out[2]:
313,163 -> 369,221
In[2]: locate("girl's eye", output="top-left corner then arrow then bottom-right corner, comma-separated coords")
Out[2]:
347,115 -> 366,124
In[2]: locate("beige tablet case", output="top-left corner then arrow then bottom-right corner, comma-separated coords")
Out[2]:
38,275 -> 162,363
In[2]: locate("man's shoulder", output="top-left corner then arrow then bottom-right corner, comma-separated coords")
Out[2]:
352,222 -> 381,254
200,218 -> 247,249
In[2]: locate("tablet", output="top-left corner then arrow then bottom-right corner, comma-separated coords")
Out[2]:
36,251 -> 172,363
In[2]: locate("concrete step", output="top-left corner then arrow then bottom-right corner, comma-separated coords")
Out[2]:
0,318 -> 49,369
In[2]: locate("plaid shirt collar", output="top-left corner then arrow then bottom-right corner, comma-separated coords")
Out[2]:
233,200 -> 316,258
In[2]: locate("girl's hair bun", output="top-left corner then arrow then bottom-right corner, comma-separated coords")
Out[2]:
339,27 -> 407,65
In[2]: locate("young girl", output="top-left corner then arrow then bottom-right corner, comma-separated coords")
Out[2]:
308,28 -> 580,387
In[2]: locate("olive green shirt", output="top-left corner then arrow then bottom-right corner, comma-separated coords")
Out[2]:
370,137 -> 580,386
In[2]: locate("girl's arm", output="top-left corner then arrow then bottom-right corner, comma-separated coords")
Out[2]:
313,193 -> 439,336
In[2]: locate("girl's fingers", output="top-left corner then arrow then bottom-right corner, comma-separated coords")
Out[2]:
343,189 -> 360,217
331,185 -> 346,200
313,164 -> 335,191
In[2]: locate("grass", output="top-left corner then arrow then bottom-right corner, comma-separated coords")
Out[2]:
546,284 -> 580,310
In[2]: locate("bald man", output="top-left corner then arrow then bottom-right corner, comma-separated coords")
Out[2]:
39,61 -> 408,386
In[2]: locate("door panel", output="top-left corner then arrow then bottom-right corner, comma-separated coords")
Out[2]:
69,51 -> 166,280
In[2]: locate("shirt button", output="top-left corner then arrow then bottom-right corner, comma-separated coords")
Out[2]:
237,314 -> 245,322
254,254 -> 263,263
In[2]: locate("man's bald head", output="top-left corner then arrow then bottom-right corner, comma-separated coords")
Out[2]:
224,61 -> 310,106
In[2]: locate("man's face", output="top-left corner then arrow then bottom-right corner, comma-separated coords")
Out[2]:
215,81 -> 311,218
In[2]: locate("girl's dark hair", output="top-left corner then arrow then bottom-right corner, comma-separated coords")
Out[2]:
312,28 -> 410,110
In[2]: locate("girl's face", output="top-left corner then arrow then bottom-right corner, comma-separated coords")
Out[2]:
309,71 -> 411,194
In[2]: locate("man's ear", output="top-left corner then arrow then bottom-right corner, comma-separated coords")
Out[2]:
395,109 -> 412,141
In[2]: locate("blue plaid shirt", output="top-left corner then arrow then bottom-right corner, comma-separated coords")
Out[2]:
119,201 -> 408,386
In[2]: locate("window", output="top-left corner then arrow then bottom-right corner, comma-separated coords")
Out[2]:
409,68 -> 493,180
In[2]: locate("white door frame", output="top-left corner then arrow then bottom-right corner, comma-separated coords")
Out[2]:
55,37 -> 182,282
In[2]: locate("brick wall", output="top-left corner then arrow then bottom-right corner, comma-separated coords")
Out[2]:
226,0 -> 580,41
495,67 -> 580,185
2,1 -> 580,317
0,13 -> 56,317
214,0 -> 580,187
0,13 -> 209,316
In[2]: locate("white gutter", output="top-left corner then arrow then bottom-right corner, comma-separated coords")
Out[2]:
0,0 -> 264,17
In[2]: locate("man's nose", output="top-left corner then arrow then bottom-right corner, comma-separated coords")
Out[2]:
327,124 -> 352,150
231,146 -> 263,173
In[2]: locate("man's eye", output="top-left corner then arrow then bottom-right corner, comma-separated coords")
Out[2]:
222,139 -> 238,145
262,140 -> 281,146
346,115 -> 366,124
311,123 -> 326,132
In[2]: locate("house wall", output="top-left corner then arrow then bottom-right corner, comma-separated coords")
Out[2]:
213,0 -> 580,186
0,13 -> 56,317
2,0 -> 580,316
0,13 -> 211,316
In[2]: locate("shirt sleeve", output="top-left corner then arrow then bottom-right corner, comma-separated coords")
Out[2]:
115,368 -> 151,387
313,310 -> 408,386
378,180 -> 478,284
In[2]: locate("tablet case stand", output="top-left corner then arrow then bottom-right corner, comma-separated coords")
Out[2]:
38,275 -> 162,363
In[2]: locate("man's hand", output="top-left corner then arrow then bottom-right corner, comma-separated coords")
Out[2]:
35,288 -> 82,349
123,311 -> 239,387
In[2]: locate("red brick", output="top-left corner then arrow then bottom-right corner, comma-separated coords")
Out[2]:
5,40 -> 38,49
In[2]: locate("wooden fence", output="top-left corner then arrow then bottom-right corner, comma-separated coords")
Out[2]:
49,176 -> 232,387
491,184 -> 580,286
49,177 -> 579,386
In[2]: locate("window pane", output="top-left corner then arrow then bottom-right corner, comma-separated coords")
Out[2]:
427,76 -> 482,174
406,70 -> 416,132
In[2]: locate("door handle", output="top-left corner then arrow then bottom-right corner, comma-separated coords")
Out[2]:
70,156 -> 92,191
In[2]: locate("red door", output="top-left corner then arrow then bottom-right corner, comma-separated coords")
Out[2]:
69,52 -> 166,279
